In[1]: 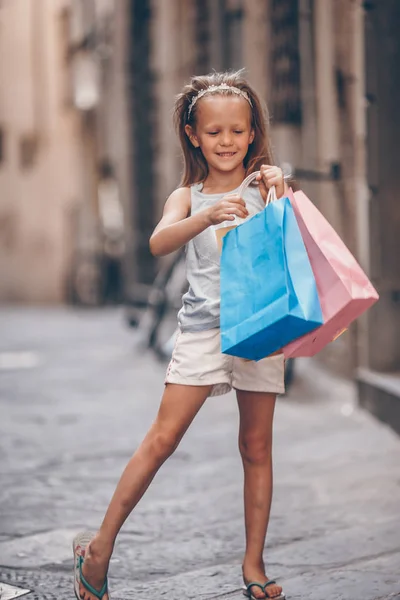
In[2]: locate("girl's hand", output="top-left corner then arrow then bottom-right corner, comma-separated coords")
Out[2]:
256,165 -> 285,202
206,193 -> 249,226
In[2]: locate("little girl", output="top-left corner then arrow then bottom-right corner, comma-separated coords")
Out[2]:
74,71 -> 287,600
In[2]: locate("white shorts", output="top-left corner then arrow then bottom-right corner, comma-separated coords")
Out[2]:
165,328 -> 285,397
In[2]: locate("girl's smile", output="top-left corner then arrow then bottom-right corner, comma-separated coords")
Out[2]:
216,151 -> 237,158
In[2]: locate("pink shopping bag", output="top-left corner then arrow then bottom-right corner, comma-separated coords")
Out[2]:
283,189 -> 379,358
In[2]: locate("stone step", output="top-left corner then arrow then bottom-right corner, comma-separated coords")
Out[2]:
358,368 -> 400,435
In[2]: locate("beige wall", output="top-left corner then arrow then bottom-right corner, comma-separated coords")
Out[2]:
0,0 -> 83,302
151,0 -> 192,212
243,0 -> 270,102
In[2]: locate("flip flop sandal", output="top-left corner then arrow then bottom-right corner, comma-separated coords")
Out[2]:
73,531 -> 109,600
243,580 -> 286,600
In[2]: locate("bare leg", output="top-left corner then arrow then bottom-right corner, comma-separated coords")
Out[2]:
80,383 -> 212,600
237,390 -> 282,599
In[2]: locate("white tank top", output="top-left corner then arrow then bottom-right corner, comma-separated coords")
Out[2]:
178,182 -> 265,332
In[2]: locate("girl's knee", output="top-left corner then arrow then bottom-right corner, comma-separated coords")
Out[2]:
148,424 -> 181,463
239,432 -> 272,465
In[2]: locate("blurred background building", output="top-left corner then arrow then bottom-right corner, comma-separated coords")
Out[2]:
0,0 -> 399,430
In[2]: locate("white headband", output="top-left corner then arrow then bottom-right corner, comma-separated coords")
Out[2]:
187,84 -> 252,121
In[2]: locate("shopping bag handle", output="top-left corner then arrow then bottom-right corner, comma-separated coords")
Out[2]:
238,171 -> 277,206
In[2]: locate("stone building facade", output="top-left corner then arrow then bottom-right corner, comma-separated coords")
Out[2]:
0,0 -> 83,302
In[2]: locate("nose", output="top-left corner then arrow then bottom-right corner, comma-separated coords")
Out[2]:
220,131 -> 233,147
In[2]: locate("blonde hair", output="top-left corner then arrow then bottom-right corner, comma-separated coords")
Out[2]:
174,70 -> 275,187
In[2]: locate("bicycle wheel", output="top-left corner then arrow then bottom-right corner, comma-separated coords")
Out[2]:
284,358 -> 295,389
135,250 -> 187,357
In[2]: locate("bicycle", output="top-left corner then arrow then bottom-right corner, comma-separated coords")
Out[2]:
125,249 -> 187,359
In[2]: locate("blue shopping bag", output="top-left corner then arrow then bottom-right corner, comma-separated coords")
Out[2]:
220,192 -> 323,361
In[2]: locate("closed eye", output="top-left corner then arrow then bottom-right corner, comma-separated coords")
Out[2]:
234,130 -> 244,134
207,132 -> 219,136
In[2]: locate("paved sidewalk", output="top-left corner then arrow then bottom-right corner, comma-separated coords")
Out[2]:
0,307 -> 399,600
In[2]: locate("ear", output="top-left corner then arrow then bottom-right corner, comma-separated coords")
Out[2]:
184,124 -> 200,148
249,128 -> 255,144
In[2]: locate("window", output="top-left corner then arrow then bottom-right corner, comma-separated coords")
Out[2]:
59,7 -> 74,108
194,0 -> 211,74
19,133 -> 39,170
221,0 -> 244,71
0,127 -> 4,165
270,0 -> 302,124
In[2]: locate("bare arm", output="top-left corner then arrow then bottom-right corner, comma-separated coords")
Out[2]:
149,188 -> 207,257
149,187 -> 249,257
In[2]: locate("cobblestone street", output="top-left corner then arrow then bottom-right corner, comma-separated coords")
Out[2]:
0,308 -> 399,600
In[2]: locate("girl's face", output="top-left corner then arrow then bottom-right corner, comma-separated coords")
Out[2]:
185,95 -> 255,175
